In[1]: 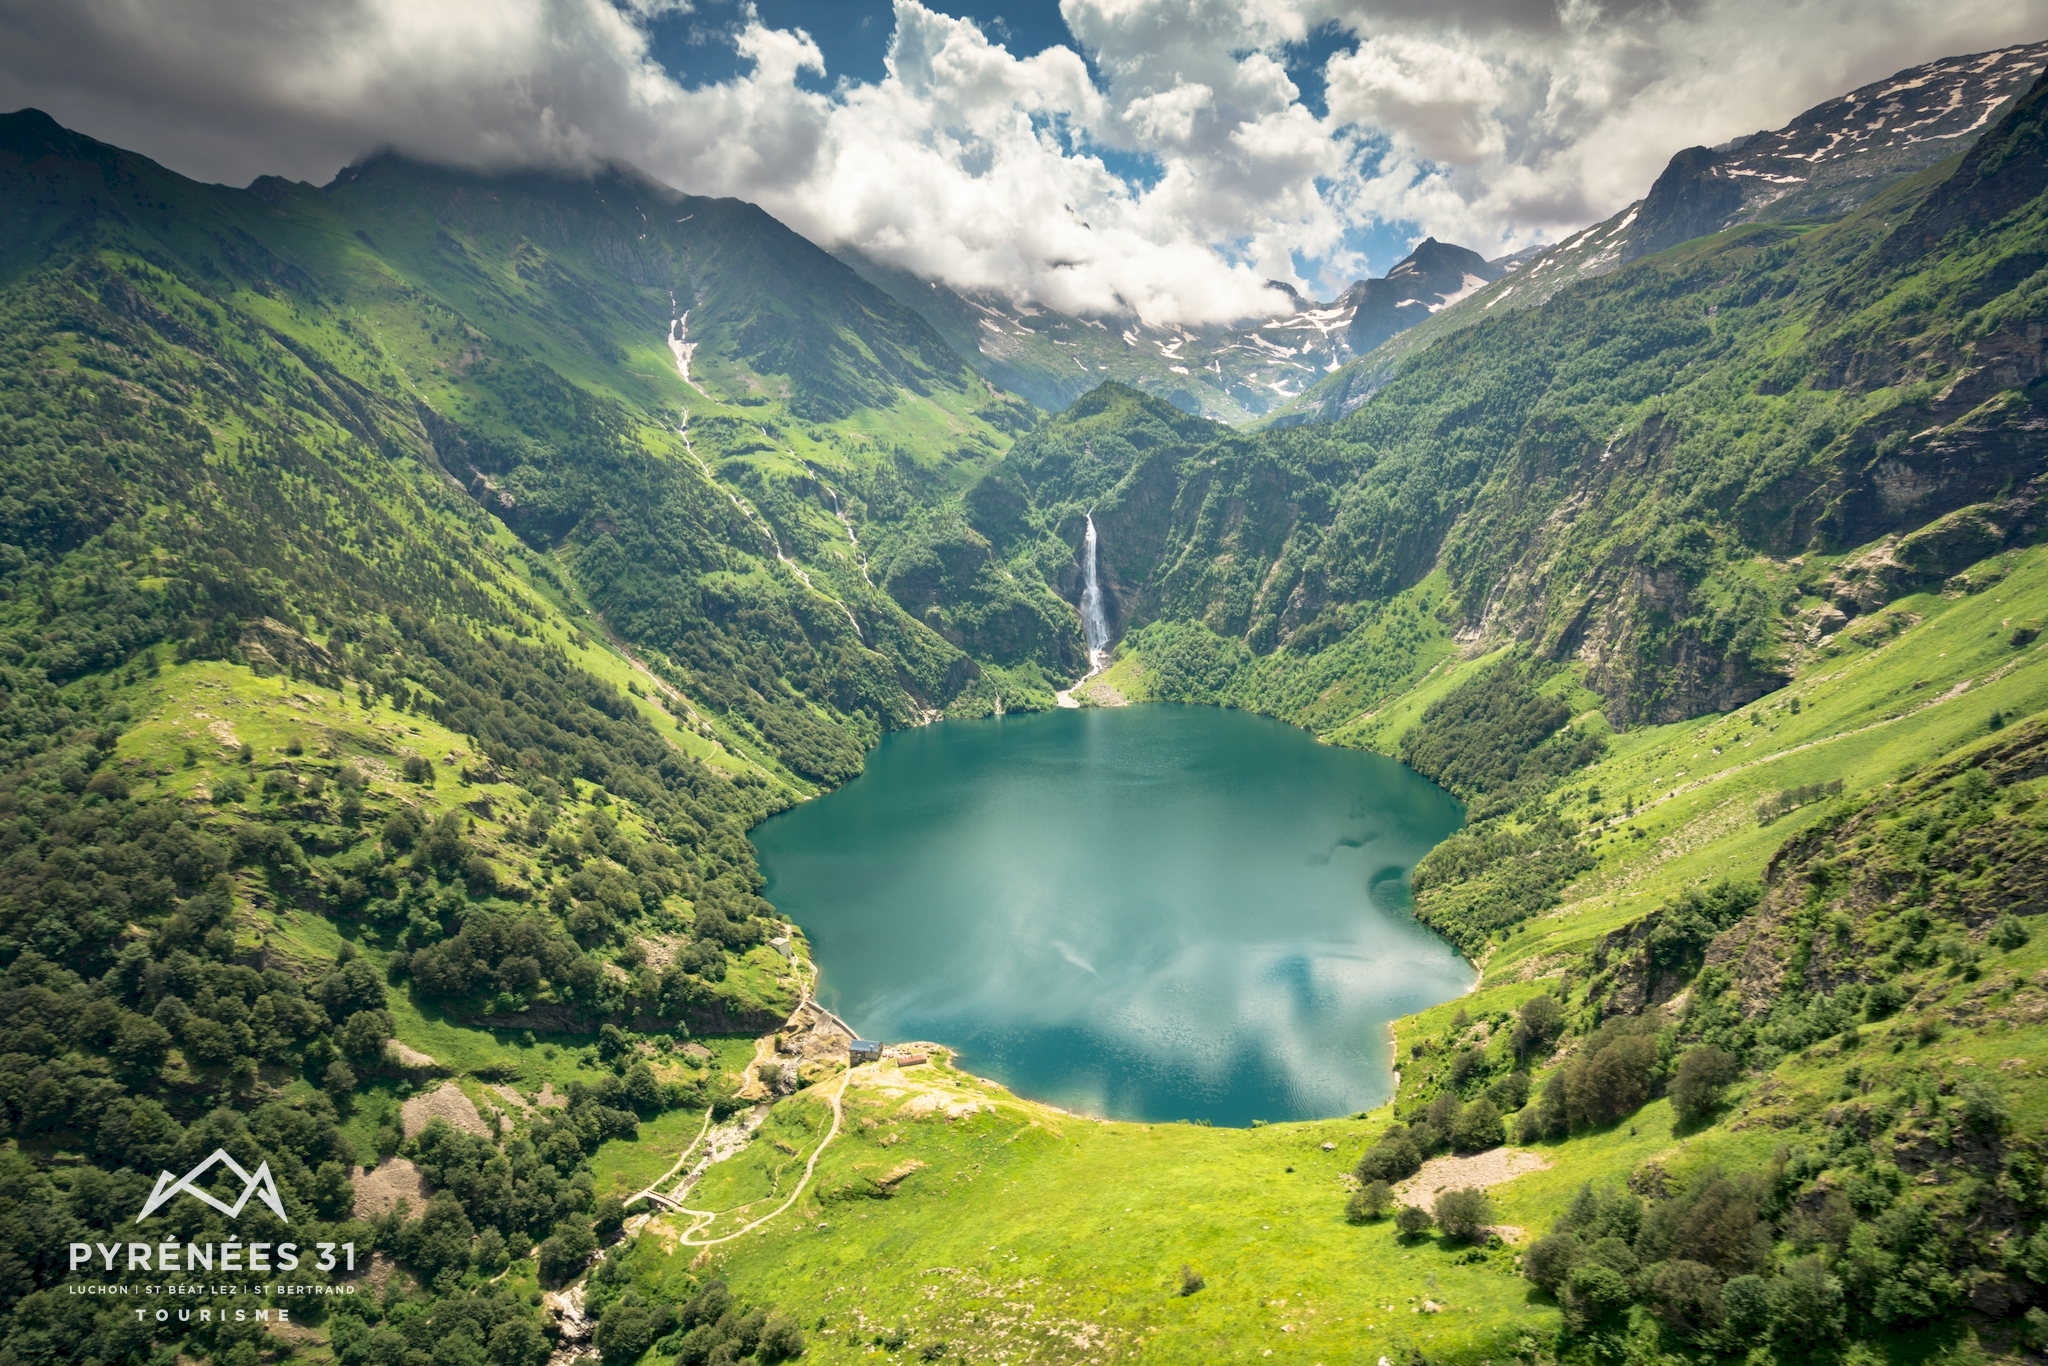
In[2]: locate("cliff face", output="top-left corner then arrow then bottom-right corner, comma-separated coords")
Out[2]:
1623,43 -> 2048,267
976,60 -> 2048,730
1339,239 -> 1507,355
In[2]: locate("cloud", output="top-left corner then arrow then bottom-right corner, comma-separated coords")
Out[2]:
0,0 -> 2041,324
1325,35 -> 1506,164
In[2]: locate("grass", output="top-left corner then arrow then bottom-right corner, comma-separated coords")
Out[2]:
89,535 -> 2048,1366
574,538 -> 2048,1365
100,644 -> 804,1092
617,1055 -> 1556,1365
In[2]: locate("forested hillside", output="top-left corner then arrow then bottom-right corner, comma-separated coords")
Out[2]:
0,99 -> 1080,1365
972,73 -> 2048,734
0,47 -> 2047,1366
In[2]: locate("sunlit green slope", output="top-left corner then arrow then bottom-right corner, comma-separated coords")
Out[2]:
608,538 -> 2048,1366
3,59 -> 2048,1366
0,103 -> 1074,1366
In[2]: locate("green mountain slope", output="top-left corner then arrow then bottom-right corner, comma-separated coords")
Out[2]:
575,79 -> 2048,1342
0,102 -> 1075,1366
1269,40 -> 2048,430
598,535 -> 2048,1366
3,50 -> 2048,1366
966,73 -> 2048,738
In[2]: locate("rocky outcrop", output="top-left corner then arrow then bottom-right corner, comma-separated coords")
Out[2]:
1341,239 -> 1504,355
1627,44 -> 2048,267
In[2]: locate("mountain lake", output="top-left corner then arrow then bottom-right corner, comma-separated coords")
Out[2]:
750,704 -> 1472,1126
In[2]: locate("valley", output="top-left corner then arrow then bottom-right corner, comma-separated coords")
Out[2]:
1,33 -> 2047,1366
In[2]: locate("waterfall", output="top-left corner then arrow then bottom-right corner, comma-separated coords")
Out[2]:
1080,513 -> 1111,665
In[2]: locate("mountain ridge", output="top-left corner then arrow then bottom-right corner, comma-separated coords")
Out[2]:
3,38 -> 2048,1366
839,233 -> 1524,422
1270,38 -> 2048,428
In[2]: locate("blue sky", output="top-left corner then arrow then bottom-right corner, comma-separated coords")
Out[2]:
641,0 -> 1427,289
1,0 -> 2037,322
647,1 -> 1077,89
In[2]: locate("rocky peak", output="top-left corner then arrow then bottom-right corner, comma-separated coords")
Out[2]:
1343,238 -> 1505,354
1622,40 -> 2048,263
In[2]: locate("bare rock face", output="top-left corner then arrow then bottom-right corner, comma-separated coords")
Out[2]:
383,1039 -> 450,1077
1340,239 -> 1505,356
352,1157 -> 429,1221
1624,43 -> 2048,266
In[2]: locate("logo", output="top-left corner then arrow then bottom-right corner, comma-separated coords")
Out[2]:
136,1150 -> 289,1224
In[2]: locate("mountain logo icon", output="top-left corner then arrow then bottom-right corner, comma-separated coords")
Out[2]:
136,1150 -> 290,1224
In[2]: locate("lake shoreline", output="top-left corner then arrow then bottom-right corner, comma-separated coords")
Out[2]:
753,703 -> 1470,1127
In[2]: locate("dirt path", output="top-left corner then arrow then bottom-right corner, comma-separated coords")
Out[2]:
625,1107 -> 715,1212
668,1069 -> 851,1247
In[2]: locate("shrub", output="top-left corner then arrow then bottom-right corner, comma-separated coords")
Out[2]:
1958,1079 -> 2010,1135
1669,1046 -> 1739,1126
1357,1125 -> 1424,1183
1543,1018 -> 1660,1132
383,810 -> 420,850
1511,993 -> 1565,1061
1518,1083 -> 1560,1144
1347,1180 -> 1395,1223
1649,1259 -> 1724,1338
1766,1256 -> 1845,1348
538,1221 -> 597,1285
1992,915 -> 2031,950
311,1162 -> 355,1220
757,1313 -> 807,1362
1564,1262 -> 1634,1328
322,1059 -> 357,1102
1720,1273 -> 1771,1338
474,1227 -> 508,1274
1434,1187 -> 1495,1241
1864,980 -> 1906,1020
1523,1233 -> 1578,1294
339,1008 -> 394,1060
1394,1203 -> 1435,1238
1635,1171 -> 1769,1275
1451,1097 -> 1504,1152
398,1193 -> 475,1281
318,956 -> 388,1020
595,1293 -> 671,1366
1486,1070 -> 1530,1112
84,769 -> 128,800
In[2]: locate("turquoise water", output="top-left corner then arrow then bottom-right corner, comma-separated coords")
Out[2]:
750,705 -> 1471,1126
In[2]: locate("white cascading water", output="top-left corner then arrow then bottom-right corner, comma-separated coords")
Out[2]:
1079,513 -> 1111,669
